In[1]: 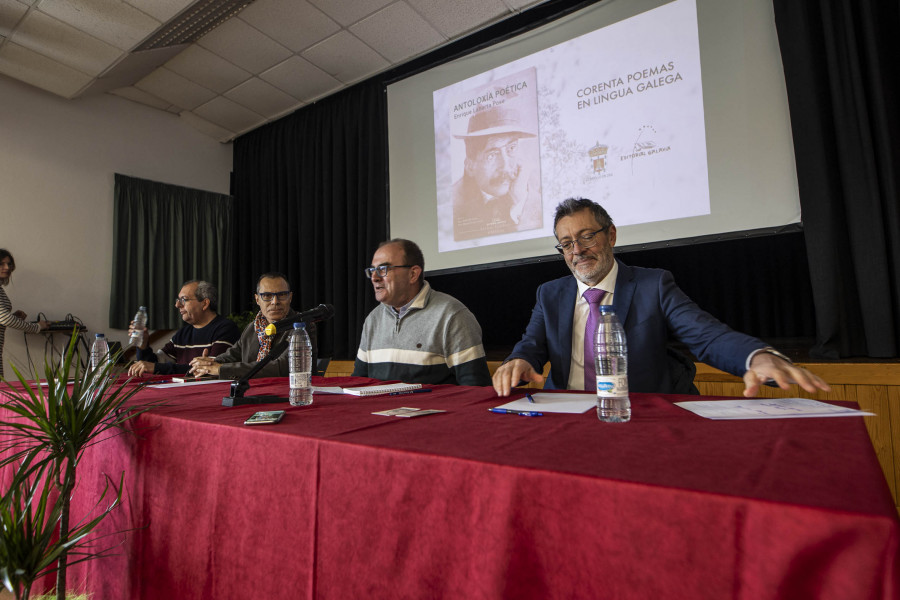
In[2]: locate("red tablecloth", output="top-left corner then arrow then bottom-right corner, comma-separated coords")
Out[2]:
3,376 -> 898,599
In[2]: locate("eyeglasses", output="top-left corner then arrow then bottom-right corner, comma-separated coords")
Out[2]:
479,139 -> 518,167
364,265 -> 413,278
554,227 -> 610,254
257,291 -> 291,302
175,296 -> 196,305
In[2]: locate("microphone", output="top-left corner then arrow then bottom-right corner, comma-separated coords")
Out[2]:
265,304 -> 335,336
224,303 -> 334,407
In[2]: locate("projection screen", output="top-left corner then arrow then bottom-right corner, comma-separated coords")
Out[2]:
387,0 -> 800,273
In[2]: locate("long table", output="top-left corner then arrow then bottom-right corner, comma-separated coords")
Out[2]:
2,376 -> 898,599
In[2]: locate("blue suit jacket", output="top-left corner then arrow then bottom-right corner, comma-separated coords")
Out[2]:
507,261 -> 767,393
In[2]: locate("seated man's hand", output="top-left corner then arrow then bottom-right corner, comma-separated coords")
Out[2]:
743,352 -> 831,398
189,349 -> 220,377
128,360 -> 155,377
128,321 -> 150,349
492,358 -> 543,397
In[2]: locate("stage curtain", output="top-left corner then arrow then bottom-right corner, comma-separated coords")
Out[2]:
110,174 -> 234,329
774,0 -> 900,358
230,81 -> 388,360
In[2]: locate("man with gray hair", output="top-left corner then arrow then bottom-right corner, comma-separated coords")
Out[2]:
128,279 -> 240,376
493,198 -> 831,398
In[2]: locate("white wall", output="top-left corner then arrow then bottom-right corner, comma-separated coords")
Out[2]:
0,76 -> 233,378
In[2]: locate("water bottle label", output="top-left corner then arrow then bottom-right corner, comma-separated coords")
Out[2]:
596,375 -> 628,397
290,372 -> 311,389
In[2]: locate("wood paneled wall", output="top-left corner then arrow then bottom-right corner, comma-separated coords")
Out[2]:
324,360 -> 900,513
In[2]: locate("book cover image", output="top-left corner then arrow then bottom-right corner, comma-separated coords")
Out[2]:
445,67 -> 543,242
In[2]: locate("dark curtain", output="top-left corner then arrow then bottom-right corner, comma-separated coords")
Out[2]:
110,174 -> 234,329
774,0 -> 900,358
230,81 -> 388,360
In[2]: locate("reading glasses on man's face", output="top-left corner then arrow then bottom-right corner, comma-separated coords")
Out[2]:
554,226 -> 610,254
257,291 -> 291,302
364,265 -> 413,278
175,296 -> 196,305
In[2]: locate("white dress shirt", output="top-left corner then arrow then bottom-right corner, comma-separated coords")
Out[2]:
566,261 -> 617,390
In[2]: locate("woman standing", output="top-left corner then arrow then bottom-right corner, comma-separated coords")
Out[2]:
0,249 -> 49,379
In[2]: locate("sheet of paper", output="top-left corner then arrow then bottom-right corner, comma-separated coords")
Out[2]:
497,392 -> 595,414
313,386 -> 345,394
675,397 -> 875,420
147,379 -> 231,389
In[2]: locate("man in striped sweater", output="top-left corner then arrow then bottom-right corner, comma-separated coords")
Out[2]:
128,280 -> 240,376
353,239 -> 491,386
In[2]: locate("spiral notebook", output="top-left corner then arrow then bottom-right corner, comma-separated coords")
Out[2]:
342,383 -> 423,396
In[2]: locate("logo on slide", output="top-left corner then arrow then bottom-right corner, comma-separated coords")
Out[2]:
589,142 -> 609,173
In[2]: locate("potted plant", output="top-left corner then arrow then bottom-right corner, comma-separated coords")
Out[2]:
0,331 -> 157,600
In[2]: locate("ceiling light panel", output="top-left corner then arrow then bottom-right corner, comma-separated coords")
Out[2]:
135,0 -> 257,51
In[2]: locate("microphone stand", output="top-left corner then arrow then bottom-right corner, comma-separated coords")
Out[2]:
222,338 -> 291,407
222,307 -> 334,407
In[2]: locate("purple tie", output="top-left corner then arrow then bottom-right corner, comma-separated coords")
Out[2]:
583,288 -> 607,390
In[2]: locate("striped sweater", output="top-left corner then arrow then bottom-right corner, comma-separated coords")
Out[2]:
0,285 -> 40,379
353,281 -> 491,386
136,314 -> 240,375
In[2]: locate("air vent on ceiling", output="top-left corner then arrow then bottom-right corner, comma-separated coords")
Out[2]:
135,0 -> 257,51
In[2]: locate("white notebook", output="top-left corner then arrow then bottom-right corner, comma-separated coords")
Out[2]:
342,382 -> 423,396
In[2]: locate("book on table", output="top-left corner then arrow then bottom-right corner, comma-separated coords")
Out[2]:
342,383 -> 423,396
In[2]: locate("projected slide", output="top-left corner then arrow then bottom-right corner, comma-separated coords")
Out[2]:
433,0 -> 709,253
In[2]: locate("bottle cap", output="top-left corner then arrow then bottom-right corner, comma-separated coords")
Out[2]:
95,333 -> 104,338
293,322 -> 305,329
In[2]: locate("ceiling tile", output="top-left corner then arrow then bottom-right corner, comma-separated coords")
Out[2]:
307,0 -> 393,27
135,66 -> 216,110
301,30 -> 389,84
0,0 -> 29,37
110,84 -> 174,110
11,11 -> 124,77
260,55 -> 341,101
37,0 -> 162,51
179,110 -> 235,143
239,0 -> 339,53
192,94 -> 264,132
225,76 -> 299,118
196,15 -> 291,73
350,2 -> 444,64
165,44 -> 250,93
406,0 -> 509,38
0,41 -> 92,97
123,0 -> 195,23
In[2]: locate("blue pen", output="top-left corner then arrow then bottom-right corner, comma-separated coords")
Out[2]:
389,388 -> 433,396
488,408 -> 543,417
526,393 -> 536,403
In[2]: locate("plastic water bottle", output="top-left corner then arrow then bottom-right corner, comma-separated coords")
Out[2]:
129,306 -> 148,347
288,322 -> 313,406
91,333 -> 110,372
595,306 -> 630,422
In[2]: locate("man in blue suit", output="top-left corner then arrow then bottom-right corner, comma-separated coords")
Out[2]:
493,198 -> 830,397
